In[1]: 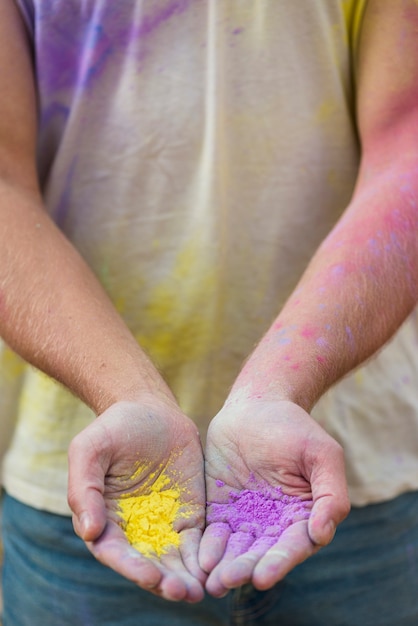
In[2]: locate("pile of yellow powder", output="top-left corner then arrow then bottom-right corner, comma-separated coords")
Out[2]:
118,470 -> 185,557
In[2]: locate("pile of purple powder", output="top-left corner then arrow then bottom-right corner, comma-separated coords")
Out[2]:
207,479 -> 311,553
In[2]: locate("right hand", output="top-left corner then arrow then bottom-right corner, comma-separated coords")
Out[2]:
200,398 -> 350,596
68,398 -> 207,603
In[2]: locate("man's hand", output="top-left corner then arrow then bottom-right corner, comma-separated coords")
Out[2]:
200,398 -> 350,597
68,398 -> 207,603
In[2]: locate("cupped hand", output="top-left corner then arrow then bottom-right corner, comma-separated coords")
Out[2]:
199,398 -> 350,597
68,398 -> 206,603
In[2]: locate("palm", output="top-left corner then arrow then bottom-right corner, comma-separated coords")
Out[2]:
200,399 -> 349,596
68,399 -> 206,603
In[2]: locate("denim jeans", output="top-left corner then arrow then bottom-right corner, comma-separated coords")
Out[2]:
2,490 -> 418,625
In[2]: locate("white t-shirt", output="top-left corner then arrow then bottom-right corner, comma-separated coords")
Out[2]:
3,0 -> 416,513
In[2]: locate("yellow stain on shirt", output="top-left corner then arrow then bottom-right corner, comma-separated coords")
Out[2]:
114,294 -> 127,315
342,0 -> 367,57
19,369 -> 65,417
0,345 -> 25,380
17,367 -> 94,455
314,99 -> 337,124
135,234 -> 218,368
354,369 -> 364,386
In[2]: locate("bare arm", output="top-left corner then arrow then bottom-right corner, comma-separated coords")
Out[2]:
0,0 -> 173,414
202,0 -> 418,594
228,0 -> 418,411
0,2 -> 206,600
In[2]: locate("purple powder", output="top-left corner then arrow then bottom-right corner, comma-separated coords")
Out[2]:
207,480 -> 311,555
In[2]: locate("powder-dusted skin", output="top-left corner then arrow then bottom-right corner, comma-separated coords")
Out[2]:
207,480 -> 311,555
117,467 -> 188,557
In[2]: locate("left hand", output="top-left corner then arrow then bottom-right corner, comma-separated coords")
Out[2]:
68,397 -> 207,603
199,398 -> 350,597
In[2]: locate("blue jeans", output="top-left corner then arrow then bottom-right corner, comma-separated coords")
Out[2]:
2,490 -> 418,625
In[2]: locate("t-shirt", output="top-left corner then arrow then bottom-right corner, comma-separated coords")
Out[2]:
2,0 -> 417,514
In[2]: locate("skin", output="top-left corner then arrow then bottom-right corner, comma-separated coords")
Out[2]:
68,399 -> 207,602
0,0 -> 206,604
200,0 -> 418,596
0,0 -> 417,604
201,400 -> 345,595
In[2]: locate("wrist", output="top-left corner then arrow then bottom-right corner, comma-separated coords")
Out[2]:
76,346 -> 178,416
228,351 -> 329,414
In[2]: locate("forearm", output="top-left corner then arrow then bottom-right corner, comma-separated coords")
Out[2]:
0,181 -> 174,414
230,164 -> 418,411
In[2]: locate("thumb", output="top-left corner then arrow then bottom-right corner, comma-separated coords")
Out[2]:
67,427 -> 108,542
307,445 -> 351,546
70,489 -> 107,542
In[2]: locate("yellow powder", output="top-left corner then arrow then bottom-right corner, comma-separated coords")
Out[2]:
117,469 -> 185,557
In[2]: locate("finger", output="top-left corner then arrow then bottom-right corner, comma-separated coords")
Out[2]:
87,521 -> 163,591
308,484 -> 350,546
252,520 -> 318,590
158,548 -> 205,603
205,531 -> 255,597
308,448 -> 351,546
91,522 -> 205,603
155,570 -> 190,603
308,497 -> 339,546
70,489 -> 107,542
199,522 -> 231,573
178,527 -> 207,584
68,431 -> 109,541
217,535 -> 278,589
69,489 -> 107,542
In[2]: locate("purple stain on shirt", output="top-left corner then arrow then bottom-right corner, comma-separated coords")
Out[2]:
53,158 -> 77,228
40,101 -> 70,128
34,0 -> 195,93
36,5 -> 115,91
136,0 -> 192,37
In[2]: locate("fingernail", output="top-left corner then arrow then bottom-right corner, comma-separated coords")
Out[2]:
79,512 -> 91,535
324,520 -> 336,543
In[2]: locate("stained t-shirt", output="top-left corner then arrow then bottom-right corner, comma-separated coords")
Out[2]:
2,0 -> 417,513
